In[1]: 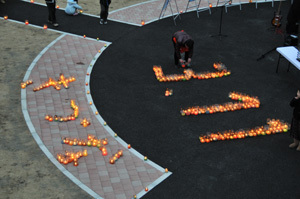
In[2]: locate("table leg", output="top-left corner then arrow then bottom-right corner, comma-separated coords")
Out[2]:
276,54 -> 281,73
287,62 -> 291,72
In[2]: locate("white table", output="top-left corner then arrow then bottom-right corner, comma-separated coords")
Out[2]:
276,46 -> 300,73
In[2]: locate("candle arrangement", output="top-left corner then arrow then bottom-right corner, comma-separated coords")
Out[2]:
45,100 -> 78,122
199,119 -> 289,143
80,118 -> 91,127
61,135 -> 108,148
181,92 -> 260,116
21,79 -> 33,89
109,149 -> 123,164
153,62 -> 231,82
4,16 -> 8,20
70,99 -> 79,118
57,149 -> 87,166
165,88 -> 173,96
33,73 -> 75,92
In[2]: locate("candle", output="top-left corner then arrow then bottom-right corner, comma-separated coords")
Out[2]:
21,83 -> 26,89
102,148 -> 108,156
83,149 -> 88,156
109,157 -> 115,164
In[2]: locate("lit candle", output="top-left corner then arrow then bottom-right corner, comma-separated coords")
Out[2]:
109,157 -> 115,164
83,149 -> 88,156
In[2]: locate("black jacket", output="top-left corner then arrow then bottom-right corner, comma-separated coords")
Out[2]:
172,31 -> 194,59
100,0 -> 111,6
290,97 -> 300,119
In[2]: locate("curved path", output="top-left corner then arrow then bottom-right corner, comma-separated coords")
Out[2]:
1,0 -> 300,198
20,32 -> 170,199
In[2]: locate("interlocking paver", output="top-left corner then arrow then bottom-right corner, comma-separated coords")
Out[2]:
24,33 -> 166,198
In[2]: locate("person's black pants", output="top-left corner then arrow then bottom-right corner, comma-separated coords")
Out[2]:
100,4 -> 109,21
172,39 -> 190,65
286,0 -> 300,35
46,2 -> 56,23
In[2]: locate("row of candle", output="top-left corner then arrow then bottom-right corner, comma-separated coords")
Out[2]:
199,119 -> 289,143
181,92 -> 260,116
44,100 -> 79,122
62,136 -> 108,147
57,149 -> 87,166
70,99 -> 79,118
21,79 -> 33,89
153,62 -> 230,82
109,149 -> 123,164
165,88 -> 173,96
45,114 -> 76,122
33,74 -> 76,92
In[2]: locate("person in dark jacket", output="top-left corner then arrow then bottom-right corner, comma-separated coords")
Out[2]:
289,89 -> 300,151
100,0 -> 111,25
172,30 -> 194,68
286,0 -> 300,35
45,0 -> 58,27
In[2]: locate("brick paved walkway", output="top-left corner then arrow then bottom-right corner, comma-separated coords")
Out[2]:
22,34 -> 170,199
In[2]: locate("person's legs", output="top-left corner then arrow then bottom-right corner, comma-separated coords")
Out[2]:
174,52 -> 179,65
172,39 -> 180,66
46,2 -> 57,24
100,3 -> 105,24
46,2 -> 52,22
289,117 -> 300,150
52,2 -> 57,23
103,4 -> 109,23
289,138 -> 299,148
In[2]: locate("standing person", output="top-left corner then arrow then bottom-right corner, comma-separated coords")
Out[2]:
289,89 -> 300,151
172,30 -> 194,68
99,0 -> 111,25
45,0 -> 59,27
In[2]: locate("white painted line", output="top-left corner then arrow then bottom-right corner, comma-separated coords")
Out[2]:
136,172 -> 172,198
109,0 -> 159,14
0,17 -> 109,43
21,34 -> 104,199
108,18 -> 142,27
